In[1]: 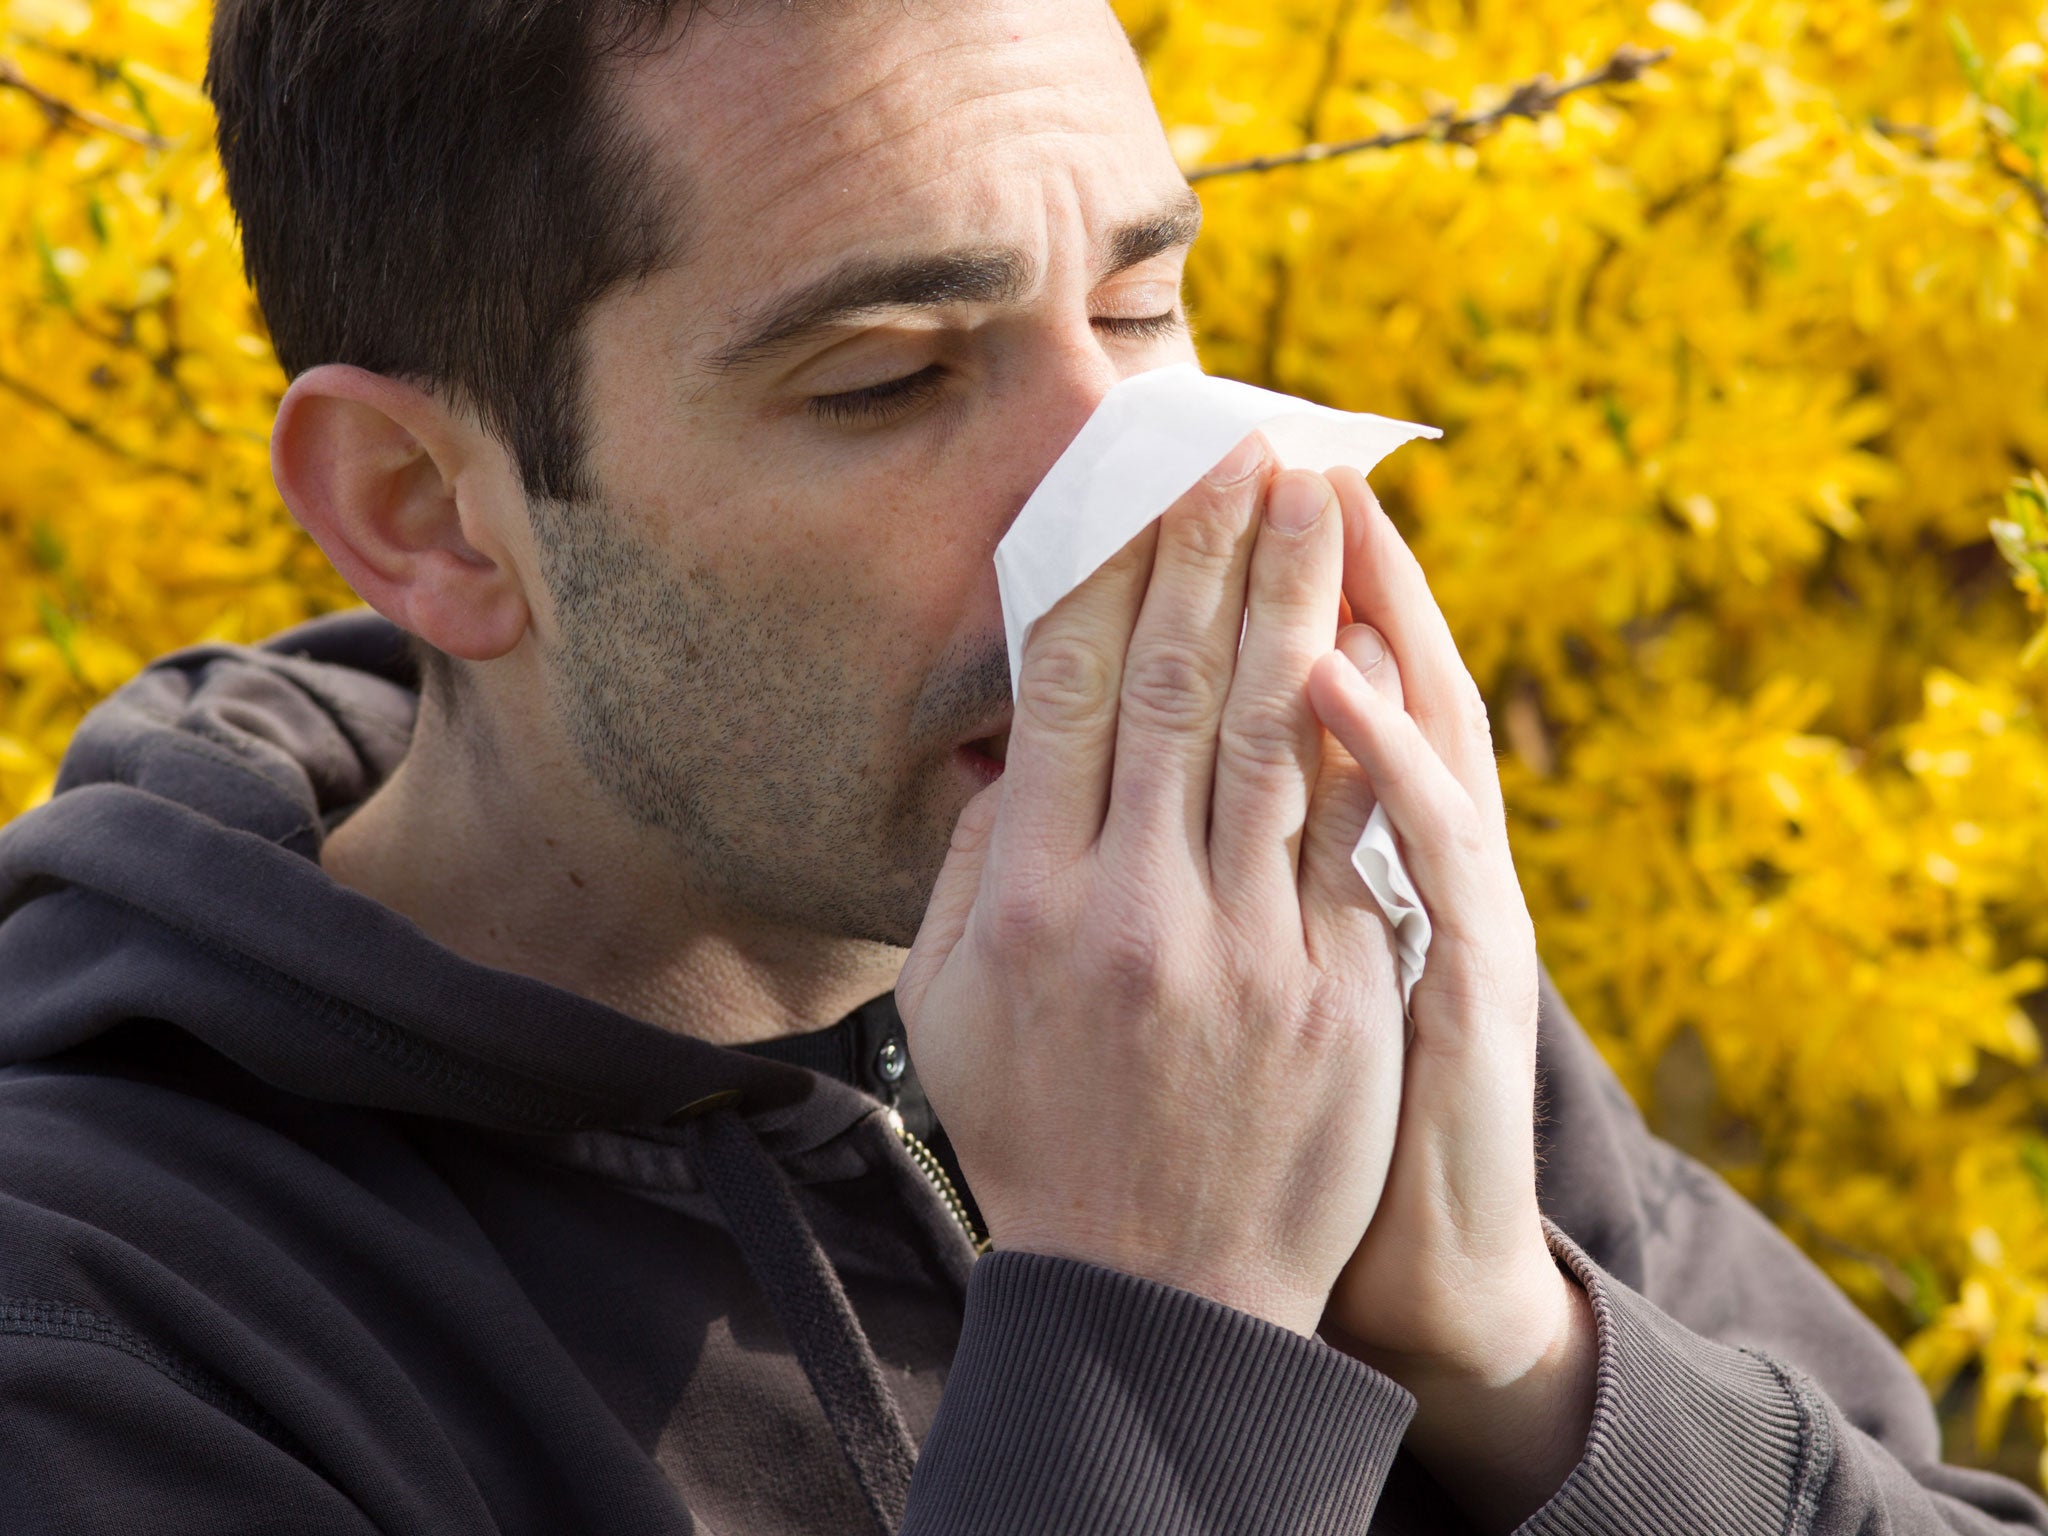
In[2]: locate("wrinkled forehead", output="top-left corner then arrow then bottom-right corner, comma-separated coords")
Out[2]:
612,0 -> 1179,312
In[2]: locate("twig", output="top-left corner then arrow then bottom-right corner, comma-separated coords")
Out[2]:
1870,115 -> 1940,154
1186,43 -> 1672,183
0,368 -> 204,485
1993,150 -> 2048,229
0,56 -> 167,150
1787,1216 -> 1926,1313
1872,114 -> 2048,231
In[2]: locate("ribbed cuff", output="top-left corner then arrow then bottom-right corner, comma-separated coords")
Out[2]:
900,1250 -> 1415,1535
1518,1220 -> 1835,1536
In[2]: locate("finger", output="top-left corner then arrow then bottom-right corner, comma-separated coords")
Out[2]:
1298,625 -> 1400,939
1207,468 -> 1345,906
899,781 -> 1003,1022
1001,520 -> 1160,865
1100,431 -> 1274,861
1306,644 -> 1502,956
1329,465 -> 1506,834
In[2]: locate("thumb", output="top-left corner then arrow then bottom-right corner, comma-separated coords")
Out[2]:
899,781 -> 1002,1020
1338,622 -> 1404,709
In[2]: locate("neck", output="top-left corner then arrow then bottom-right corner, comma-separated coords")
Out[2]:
319,691 -> 906,1047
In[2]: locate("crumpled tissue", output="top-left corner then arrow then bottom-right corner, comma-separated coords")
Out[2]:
993,362 -> 1443,1009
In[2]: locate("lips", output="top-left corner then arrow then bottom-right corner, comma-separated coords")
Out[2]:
961,719 -> 1011,768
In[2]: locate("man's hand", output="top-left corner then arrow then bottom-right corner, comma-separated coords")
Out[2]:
897,435 -> 1407,1338
1306,466 -> 1597,1533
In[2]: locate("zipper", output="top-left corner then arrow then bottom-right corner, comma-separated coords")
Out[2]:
887,1107 -> 988,1253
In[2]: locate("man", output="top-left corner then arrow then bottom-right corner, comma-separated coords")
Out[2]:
0,1 -> 2041,1531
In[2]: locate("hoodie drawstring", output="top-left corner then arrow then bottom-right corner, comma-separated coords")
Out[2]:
682,1106 -> 918,1534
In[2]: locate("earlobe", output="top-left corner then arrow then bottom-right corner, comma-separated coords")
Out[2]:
272,364 -> 531,662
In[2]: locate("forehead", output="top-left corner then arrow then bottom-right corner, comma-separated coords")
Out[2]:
614,0 -> 1180,303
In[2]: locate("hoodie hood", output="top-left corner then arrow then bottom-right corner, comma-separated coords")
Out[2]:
0,610 -> 878,1157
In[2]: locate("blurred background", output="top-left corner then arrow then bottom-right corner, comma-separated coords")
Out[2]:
4,0 -> 2048,1485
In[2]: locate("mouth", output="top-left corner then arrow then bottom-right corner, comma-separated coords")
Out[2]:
958,721 -> 1012,777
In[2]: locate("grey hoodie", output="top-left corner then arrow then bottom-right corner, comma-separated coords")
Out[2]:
0,610 -> 2043,1535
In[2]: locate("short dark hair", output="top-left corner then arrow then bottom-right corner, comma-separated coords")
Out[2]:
207,0 -> 692,502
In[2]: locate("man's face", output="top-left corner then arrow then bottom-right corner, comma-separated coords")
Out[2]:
535,0 -> 1198,945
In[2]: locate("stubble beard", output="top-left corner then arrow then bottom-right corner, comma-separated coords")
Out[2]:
528,490 -> 981,948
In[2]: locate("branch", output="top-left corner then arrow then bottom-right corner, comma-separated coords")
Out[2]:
1872,115 -> 2048,232
0,368 -> 203,486
1185,43 -> 1672,183
0,56 -> 167,150
1992,147 -> 2048,229
1869,115 -> 1939,154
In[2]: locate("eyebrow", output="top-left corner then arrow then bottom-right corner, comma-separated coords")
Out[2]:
705,187 -> 1204,375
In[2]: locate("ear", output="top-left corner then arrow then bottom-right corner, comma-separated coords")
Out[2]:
271,365 -> 532,661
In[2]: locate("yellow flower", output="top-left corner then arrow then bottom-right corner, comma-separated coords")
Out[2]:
7,0 -> 2048,1483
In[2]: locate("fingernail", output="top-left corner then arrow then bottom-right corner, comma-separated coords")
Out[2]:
1337,623 -> 1386,675
1205,434 -> 1263,487
1267,473 -> 1329,533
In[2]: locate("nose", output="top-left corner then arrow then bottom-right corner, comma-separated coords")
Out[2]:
994,341 -> 1130,544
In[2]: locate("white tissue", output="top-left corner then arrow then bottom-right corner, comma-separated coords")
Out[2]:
993,362 -> 1442,1008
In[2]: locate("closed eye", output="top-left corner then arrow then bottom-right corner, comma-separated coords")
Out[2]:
1094,311 -> 1185,341
804,311 -> 1187,426
807,365 -> 948,425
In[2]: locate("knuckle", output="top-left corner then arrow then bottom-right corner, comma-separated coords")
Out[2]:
1421,671 -> 1490,742
984,867 -> 1062,951
1107,763 -> 1185,836
1017,635 -> 1119,730
1161,492 -> 1254,567
1462,681 -> 1495,744
1121,641 -> 1225,731
1220,697 -> 1309,771
1249,533 -> 1327,604
1294,989 -> 1360,1052
1441,802 -> 1488,861
1301,792 -> 1370,867
1092,912 -> 1169,1002
1369,750 -> 1416,802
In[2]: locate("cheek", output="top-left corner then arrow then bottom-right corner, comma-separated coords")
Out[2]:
580,491 -> 992,765
752,468 -> 1008,658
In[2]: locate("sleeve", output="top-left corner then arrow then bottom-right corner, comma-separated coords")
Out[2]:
1520,972 -> 2048,1535
0,1332 -> 383,1536
899,1250 -> 1417,1535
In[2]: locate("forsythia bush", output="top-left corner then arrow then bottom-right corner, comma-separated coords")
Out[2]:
4,0 -> 2048,1483
0,0 -> 348,820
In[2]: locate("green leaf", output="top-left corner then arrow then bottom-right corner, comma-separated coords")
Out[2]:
27,522 -> 64,574
116,69 -> 163,144
1904,1256 -> 1946,1328
35,597 -> 86,688
31,225 -> 73,313
2008,80 -> 2045,164
2022,1136 -> 2048,1210
1946,13 -> 1987,94
2008,468 -> 2048,524
1998,470 -> 2048,663
1602,389 -> 1637,463
1993,517 -> 2037,566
